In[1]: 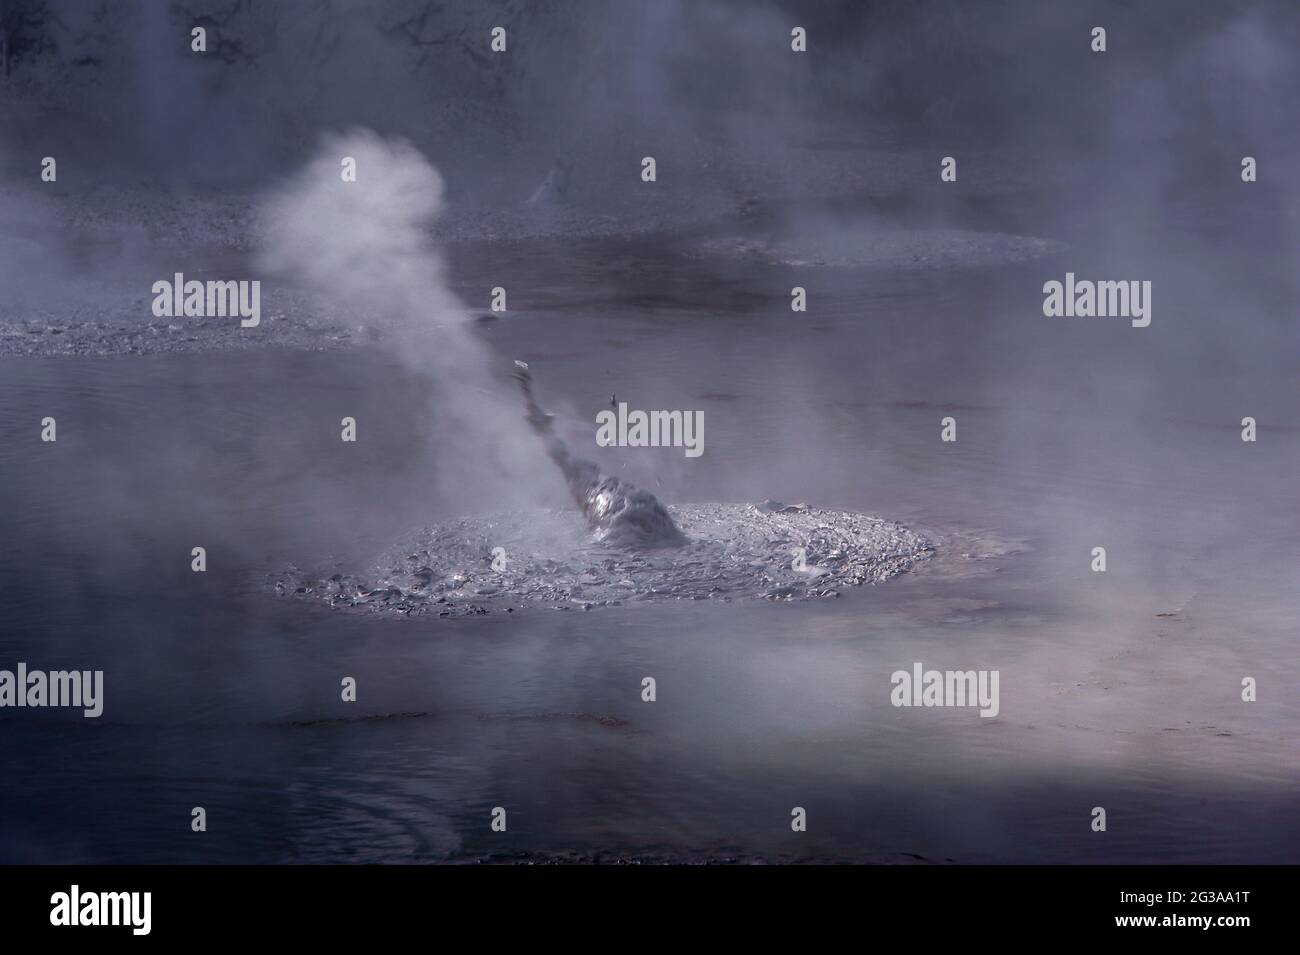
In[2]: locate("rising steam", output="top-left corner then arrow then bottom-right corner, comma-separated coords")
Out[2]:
257,128 -> 542,507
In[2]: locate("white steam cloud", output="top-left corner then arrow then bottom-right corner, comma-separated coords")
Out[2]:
257,128 -> 542,507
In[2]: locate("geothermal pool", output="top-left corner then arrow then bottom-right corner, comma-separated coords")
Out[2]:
0,217 -> 1297,864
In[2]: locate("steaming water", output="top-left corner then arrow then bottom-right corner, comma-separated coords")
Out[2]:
1,214 -> 1297,863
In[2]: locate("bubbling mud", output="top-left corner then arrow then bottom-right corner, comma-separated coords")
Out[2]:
512,359 -> 688,549
274,363 -> 933,617
272,501 -> 932,617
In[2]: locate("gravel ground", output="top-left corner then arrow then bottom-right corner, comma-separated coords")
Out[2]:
0,282 -> 370,358
271,501 -> 934,617
0,121 -> 1071,358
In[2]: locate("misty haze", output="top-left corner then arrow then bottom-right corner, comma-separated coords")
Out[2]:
0,0 -> 1296,866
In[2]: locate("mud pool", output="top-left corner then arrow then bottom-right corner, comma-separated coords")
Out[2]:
273,503 -> 935,616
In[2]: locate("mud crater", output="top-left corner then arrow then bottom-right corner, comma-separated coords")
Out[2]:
272,501 -> 934,617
